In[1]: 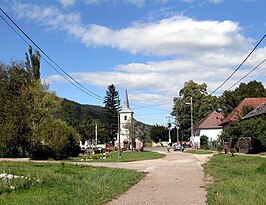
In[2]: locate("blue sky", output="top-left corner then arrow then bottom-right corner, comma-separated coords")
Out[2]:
1,0 -> 266,125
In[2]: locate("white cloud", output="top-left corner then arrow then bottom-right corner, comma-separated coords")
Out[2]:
58,0 -> 75,7
10,1 -> 266,111
11,2 -> 250,57
127,0 -> 146,8
209,0 -> 224,4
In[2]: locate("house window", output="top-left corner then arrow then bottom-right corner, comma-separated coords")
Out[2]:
124,116 -> 127,121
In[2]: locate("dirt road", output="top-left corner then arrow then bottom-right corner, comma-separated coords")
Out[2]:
84,149 -> 212,205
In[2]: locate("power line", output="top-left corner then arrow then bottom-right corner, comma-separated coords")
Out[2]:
227,57 -> 266,90
0,13 -> 104,101
0,7 -> 103,101
210,33 -> 266,95
132,102 -> 170,110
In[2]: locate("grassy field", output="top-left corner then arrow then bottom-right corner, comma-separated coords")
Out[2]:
0,161 -> 143,205
70,151 -> 165,162
203,154 -> 266,205
184,149 -> 216,154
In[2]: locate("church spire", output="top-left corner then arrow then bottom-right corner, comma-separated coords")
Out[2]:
124,89 -> 130,109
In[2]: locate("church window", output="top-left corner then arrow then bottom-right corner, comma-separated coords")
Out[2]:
124,116 -> 127,121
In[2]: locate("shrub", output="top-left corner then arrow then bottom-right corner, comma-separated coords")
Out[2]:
30,119 -> 80,160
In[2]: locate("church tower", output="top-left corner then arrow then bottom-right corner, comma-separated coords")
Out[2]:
116,89 -> 134,149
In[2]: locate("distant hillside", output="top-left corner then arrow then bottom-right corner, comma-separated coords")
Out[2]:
61,98 -> 151,128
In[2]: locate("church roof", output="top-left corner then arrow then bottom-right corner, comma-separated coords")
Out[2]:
121,89 -> 133,113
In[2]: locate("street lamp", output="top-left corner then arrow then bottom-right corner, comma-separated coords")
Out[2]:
175,117 -> 180,143
166,116 -> 172,144
186,96 -> 193,145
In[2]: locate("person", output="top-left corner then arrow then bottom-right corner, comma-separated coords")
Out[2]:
167,144 -> 170,152
224,142 -> 228,154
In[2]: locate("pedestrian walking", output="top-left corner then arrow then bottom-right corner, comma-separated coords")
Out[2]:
167,144 -> 170,152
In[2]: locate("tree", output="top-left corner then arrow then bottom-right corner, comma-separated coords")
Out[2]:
172,80 -> 220,140
219,81 -> 266,116
220,116 -> 266,153
150,124 -> 168,143
103,84 -> 120,143
25,46 -> 41,80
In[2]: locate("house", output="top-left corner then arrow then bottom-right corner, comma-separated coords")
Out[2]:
242,102 -> 266,119
220,98 -> 266,127
220,98 -> 266,153
191,111 -> 224,147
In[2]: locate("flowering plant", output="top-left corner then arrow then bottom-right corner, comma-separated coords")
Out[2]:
0,172 -> 41,194
80,152 -> 112,161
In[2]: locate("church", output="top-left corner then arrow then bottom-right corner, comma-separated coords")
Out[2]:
115,90 -> 143,150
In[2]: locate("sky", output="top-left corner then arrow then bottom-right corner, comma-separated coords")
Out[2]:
0,0 -> 266,126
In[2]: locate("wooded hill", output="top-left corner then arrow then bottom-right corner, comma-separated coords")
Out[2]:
58,98 -> 152,143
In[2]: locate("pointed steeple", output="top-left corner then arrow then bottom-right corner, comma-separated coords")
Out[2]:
121,89 -> 133,113
124,89 -> 130,109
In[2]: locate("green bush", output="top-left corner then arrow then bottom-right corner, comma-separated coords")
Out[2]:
30,119 -> 80,160
200,135 -> 208,149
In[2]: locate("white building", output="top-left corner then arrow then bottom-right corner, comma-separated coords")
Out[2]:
115,90 -> 142,150
191,111 -> 224,148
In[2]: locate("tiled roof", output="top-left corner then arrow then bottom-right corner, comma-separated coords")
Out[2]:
243,102 -> 266,119
220,98 -> 266,125
193,111 -> 224,130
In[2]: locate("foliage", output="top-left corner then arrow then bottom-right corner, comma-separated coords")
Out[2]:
219,80 -> 266,116
0,161 -> 142,205
150,124 -> 168,142
56,98 -> 100,142
203,154 -> 266,205
220,116 -> 266,152
0,48 -> 80,159
200,135 -> 209,149
33,119 -> 80,160
103,84 -> 120,143
172,80 -> 220,140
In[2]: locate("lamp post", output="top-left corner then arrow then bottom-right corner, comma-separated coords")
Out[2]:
175,117 -> 179,143
117,97 -> 121,158
186,96 -> 193,144
166,116 -> 172,144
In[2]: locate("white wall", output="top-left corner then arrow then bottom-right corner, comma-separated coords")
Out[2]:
192,128 -> 222,148
199,128 -> 222,142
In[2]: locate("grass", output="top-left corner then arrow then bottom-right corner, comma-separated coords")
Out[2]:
184,149 -> 215,154
69,151 -> 165,162
0,161 -> 143,205
203,154 -> 266,205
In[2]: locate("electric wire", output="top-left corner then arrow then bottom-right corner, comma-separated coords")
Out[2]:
0,13 -> 103,101
0,7 -> 103,101
227,57 -> 266,90
1,7 -> 173,119
211,33 -> 266,95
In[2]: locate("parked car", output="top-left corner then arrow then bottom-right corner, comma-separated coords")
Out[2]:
173,143 -> 183,152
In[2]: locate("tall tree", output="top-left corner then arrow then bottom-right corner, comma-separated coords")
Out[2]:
103,84 -> 120,143
25,46 -> 41,80
172,80 -> 220,140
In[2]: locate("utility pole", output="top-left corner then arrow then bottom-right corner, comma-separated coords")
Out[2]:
186,96 -> 194,144
190,96 -> 193,142
166,116 -> 172,144
175,117 -> 179,143
95,124 -> 98,146
118,97 -> 121,158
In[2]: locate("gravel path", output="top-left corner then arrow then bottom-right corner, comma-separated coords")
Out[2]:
79,149 -> 212,205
